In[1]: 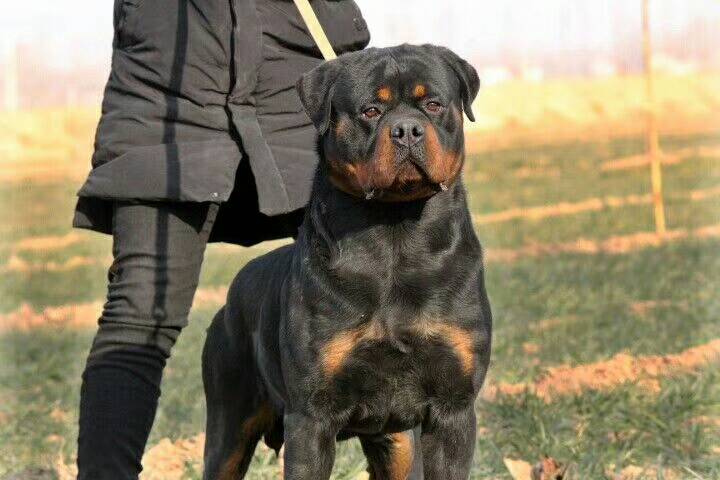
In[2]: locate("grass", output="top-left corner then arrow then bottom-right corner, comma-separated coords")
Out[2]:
0,131 -> 719,478
476,370 -> 720,478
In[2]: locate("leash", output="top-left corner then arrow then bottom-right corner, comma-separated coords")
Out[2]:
292,0 -> 338,60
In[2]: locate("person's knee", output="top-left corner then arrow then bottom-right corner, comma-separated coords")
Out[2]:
84,321 -> 182,388
90,318 -> 181,357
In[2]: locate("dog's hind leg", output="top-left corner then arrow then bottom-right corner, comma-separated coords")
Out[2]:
203,307 -> 277,480
360,428 -> 424,480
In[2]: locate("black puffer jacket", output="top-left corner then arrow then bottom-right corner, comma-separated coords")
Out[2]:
74,0 -> 369,245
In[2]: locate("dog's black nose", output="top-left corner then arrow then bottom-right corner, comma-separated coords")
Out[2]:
390,119 -> 424,147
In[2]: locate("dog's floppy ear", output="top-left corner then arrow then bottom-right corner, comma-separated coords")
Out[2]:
296,59 -> 344,135
431,46 -> 480,122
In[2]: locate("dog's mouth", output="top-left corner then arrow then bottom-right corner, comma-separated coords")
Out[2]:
405,151 -> 451,191
326,128 -> 461,202
362,151 -> 448,201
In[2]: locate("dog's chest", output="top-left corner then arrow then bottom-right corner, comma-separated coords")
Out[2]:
318,320 -> 478,434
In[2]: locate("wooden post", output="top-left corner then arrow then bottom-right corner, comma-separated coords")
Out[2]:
642,0 -> 667,235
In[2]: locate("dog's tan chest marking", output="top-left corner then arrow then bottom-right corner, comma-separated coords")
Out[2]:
414,321 -> 475,375
321,321 -> 385,376
320,319 -> 475,377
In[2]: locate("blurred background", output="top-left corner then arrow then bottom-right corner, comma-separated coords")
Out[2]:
1,1 -> 719,479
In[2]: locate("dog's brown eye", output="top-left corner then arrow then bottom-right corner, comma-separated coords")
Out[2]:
425,101 -> 443,113
362,107 -> 381,119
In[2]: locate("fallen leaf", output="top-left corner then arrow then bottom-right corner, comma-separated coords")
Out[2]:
50,407 -> 69,423
532,457 -> 567,480
505,458 -> 533,480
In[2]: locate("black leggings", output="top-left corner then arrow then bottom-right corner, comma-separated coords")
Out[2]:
77,201 -> 218,479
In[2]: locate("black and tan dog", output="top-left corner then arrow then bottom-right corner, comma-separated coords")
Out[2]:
202,44 -> 492,480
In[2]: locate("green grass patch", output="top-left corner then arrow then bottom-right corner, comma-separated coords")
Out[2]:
474,369 -> 720,478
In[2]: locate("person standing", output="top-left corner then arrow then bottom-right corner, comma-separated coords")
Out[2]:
73,1 -> 369,477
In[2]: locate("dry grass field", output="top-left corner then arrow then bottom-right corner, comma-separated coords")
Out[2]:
467,73 -> 720,151
1,73 -> 719,479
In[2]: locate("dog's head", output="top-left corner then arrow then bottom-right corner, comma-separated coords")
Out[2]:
297,44 -> 480,202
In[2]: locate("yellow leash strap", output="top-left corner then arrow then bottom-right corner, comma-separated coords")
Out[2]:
292,0 -> 338,60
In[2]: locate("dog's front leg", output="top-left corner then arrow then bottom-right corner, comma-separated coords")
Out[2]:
283,412 -> 337,480
420,407 -> 476,480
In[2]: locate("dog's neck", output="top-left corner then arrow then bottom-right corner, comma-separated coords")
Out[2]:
291,160 -> 481,320
298,161 -> 478,269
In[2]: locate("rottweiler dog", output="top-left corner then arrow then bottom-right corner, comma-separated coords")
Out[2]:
202,44 -> 492,480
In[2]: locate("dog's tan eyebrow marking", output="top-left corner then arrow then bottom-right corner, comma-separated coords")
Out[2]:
377,86 -> 393,102
413,84 -> 427,99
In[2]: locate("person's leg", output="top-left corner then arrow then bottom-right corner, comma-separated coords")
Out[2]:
77,201 -> 219,480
